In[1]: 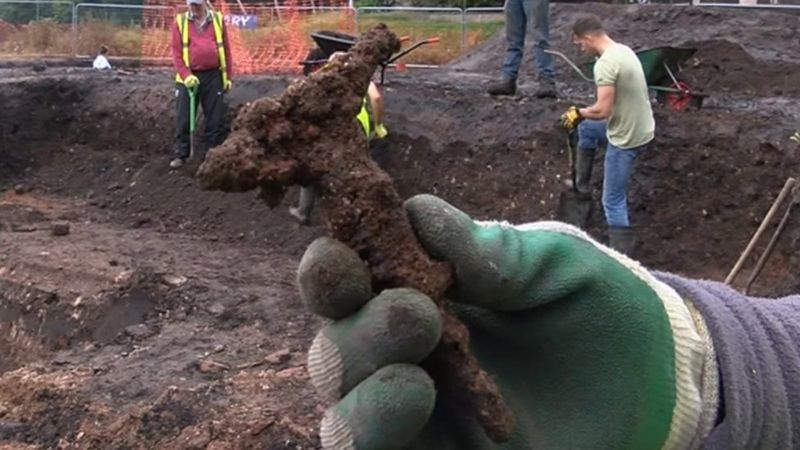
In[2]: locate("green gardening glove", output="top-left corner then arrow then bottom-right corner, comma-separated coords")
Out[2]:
298,194 -> 715,449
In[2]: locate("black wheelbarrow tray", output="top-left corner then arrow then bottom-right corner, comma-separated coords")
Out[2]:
301,29 -> 440,84
546,46 -> 708,110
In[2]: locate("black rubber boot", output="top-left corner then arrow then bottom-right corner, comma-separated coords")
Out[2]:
575,148 -> 594,200
487,78 -> 517,96
289,186 -> 315,225
535,79 -> 558,98
608,226 -> 636,256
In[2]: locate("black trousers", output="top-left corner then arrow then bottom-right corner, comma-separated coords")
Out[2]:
175,69 -> 228,159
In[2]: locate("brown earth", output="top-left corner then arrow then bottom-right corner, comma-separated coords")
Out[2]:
1,3 -> 800,448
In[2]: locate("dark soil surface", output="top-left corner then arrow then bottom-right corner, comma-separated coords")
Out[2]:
1,3 -> 799,448
453,3 -> 800,97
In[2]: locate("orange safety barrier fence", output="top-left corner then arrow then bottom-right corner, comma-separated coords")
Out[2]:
142,0 -> 355,74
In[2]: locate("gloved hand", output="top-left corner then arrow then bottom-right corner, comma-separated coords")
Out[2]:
561,105 -> 583,131
184,74 -> 200,89
299,194 -> 714,449
791,131 -> 800,144
374,123 -> 388,139
223,79 -> 232,92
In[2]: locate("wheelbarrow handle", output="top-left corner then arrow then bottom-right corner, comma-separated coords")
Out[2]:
383,38 -> 438,67
649,85 -> 688,94
544,49 -> 593,82
380,38 -> 440,84
386,38 -> 440,65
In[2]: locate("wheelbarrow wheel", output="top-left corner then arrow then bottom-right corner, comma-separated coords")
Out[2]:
656,80 -> 698,111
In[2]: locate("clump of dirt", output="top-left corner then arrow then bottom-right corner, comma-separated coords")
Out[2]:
197,24 -> 514,441
0,367 -> 90,447
197,26 -> 446,297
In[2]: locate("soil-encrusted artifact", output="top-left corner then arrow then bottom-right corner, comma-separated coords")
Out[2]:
196,24 -> 514,442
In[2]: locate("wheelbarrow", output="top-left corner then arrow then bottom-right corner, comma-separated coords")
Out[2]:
301,30 -> 440,84
545,46 -> 707,110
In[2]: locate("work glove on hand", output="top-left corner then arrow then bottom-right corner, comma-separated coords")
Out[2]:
561,105 -> 583,131
373,123 -> 389,139
223,79 -> 232,92
184,75 -> 200,89
299,194 -> 714,450
791,131 -> 800,144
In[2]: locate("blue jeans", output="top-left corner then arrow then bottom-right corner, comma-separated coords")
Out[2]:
500,0 -> 555,82
577,120 -> 647,228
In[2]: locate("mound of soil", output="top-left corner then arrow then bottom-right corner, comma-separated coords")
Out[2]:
451,3 -> 800,97
682,39 -> 799,97
1,4 -> 800,447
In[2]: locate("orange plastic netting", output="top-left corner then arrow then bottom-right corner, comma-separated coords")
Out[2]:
141,0 -> 354,74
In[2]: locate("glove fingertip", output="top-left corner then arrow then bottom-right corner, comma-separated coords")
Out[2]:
403,194 -> 475,262
309,288 -> 442,401
321,364 -> 435,450
298,237 -> 374,319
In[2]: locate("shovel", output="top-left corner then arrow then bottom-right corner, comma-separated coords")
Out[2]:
556,128 -> 593,229
188,85 -> 198,161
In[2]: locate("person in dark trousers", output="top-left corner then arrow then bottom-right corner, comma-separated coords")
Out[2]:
561,15 -> 654,255
487,0 -> 556,98
170,0 -> 233,169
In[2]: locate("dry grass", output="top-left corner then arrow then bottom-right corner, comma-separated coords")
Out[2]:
0,20 -> 144,56
356,12 -> 502,64
0,20 -> 72,55
76,20 -> 143,56
1,11 -> 502,65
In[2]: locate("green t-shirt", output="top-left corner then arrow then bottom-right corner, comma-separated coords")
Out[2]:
594,43 -> 655,149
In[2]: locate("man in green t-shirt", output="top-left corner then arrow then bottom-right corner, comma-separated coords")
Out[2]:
561,15 -> 655,255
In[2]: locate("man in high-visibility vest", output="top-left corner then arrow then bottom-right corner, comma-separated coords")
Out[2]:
169,0 -> 233,169
289,51 -> 387,225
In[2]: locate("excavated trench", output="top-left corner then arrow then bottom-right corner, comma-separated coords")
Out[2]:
1,19 -> 800,443
3,69 -> 800,297
0,278 -> 158,375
